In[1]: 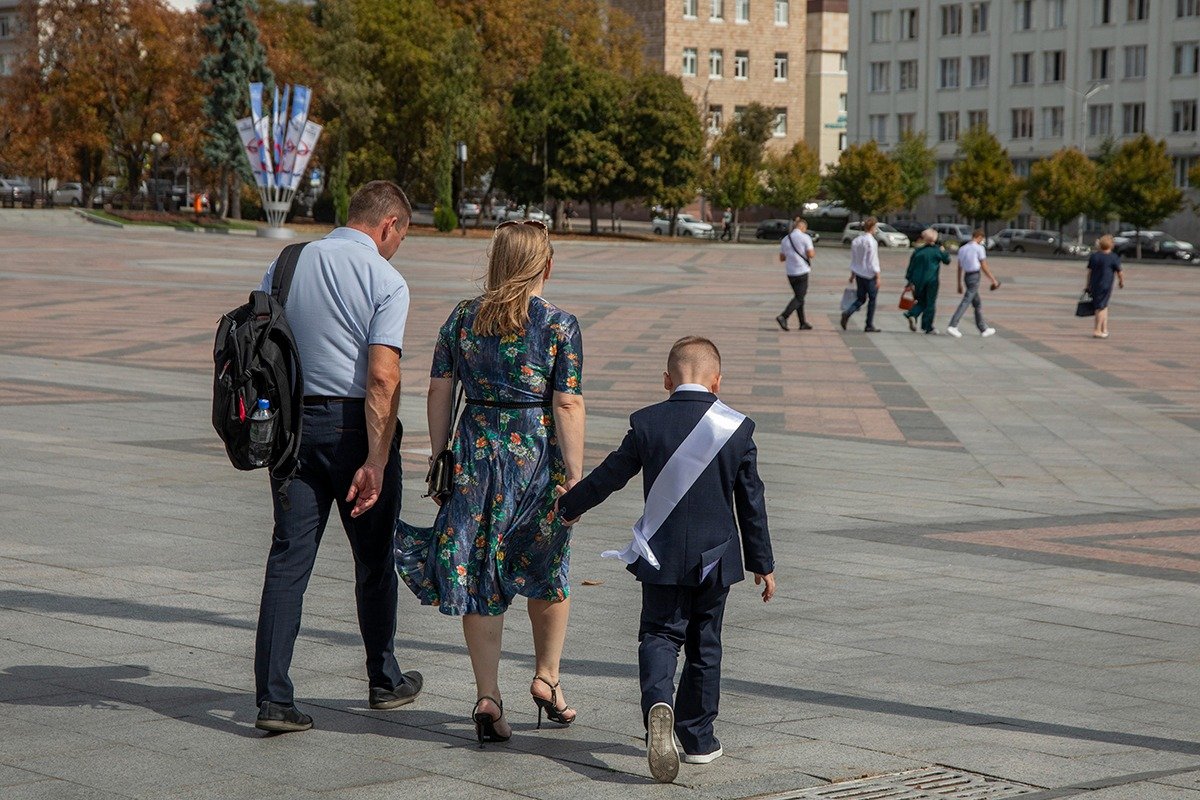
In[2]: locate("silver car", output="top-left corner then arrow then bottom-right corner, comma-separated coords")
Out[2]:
992,228 -> 1031,251
1007,230 -> 1088,256
840,221 -> 910,248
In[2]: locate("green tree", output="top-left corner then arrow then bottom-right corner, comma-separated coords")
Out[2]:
945,126 -> 1022,232
891,130 -> 936,212
1190,161 -> 1200,215
824,141 -> 904,218
763,140 -> 821,217
198,0 -> 273,219
1024,147 -> 1099,238
706,102 -> 774,241
1101,134 -> 1185,257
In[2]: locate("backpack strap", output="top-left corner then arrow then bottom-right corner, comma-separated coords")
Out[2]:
270,242 -> 309,308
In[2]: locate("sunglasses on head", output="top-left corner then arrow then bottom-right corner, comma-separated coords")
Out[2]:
496,219 -> 548,232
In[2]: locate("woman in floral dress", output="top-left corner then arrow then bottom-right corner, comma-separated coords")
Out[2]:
397,221 -> 585,743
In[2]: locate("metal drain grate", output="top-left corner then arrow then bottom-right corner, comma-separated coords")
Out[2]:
770,767 -> 1040,799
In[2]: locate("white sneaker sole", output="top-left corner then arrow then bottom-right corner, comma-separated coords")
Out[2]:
946,327 -> 962,338
681,746 -> 724,764
647,703 -> 680,783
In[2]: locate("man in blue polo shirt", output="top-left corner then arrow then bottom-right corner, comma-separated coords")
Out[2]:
253,180 -> 423,732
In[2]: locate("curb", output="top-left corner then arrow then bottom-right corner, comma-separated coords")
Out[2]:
73,208 -> 123,228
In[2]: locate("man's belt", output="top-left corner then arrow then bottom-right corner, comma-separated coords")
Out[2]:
302,395 -> 364,405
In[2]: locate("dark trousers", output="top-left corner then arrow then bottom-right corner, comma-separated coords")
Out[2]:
255,400 -> 405,706
780,273 -> 809,324
639,575 -> 730,755
907,280 -> 939,332
846,274 -> 878,328
720,223 -> 732,241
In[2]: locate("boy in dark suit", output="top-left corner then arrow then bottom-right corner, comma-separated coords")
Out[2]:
557,336 -> 775,784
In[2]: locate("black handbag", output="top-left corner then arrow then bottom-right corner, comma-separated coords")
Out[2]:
424,302 -> 469,501
1075,290 -> 1095,317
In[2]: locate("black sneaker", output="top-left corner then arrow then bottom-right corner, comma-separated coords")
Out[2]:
369,671 -> 424,709
775,315 -> 789,331
864,325 -> 881,332
798,322 -> 813,330
255,701 -> 313,733
925,329 -> 940,335
839,312 -> 850,330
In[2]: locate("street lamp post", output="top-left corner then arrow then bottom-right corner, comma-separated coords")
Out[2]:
150,132 -> 164,212
1067,83 -> 1107,247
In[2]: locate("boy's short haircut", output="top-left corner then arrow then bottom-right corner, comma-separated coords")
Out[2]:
667,336 -> 721,379
972,228 -> 985,239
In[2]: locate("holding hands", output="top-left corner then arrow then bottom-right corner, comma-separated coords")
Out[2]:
554,480 -> 580,526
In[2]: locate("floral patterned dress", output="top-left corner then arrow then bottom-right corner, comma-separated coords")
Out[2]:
396,296 -> 583,616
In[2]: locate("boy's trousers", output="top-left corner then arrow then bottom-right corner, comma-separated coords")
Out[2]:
638,571 -> 730,755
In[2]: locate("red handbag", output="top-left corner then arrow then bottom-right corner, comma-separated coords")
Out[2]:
898,287 -> 916,311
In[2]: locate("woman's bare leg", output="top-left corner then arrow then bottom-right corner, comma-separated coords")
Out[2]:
463,613 -> 511,737
1095,308 -> 1108,336
528,597 -> 576,721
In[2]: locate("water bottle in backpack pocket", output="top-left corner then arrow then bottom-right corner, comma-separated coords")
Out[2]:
248,398 -> 277,467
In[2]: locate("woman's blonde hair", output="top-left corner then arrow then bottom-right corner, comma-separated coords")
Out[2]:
473,224 -> 553,336
1098,234 -> 1115,252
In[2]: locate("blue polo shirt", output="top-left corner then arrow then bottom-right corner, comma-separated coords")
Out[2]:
259,227 -> 409,397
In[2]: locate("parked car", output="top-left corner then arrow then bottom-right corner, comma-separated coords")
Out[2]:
1006,229 -> 1087,256
1114,230 -> 1195,261
91,177 -> 120,205
931,223 -> 995,251
890,219 -> 931,243
652,213 -> 715,238
991,228 -> 1031,251
457,200 -> 481,219
812,200 -> 850,219
840,221 -> 910,248
496,205 -> 551,223
754,219 -> 820,243
51,182 -> 84,206
0,177 -> 32,201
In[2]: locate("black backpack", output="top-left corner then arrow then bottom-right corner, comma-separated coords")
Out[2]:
212,243 -> 307,500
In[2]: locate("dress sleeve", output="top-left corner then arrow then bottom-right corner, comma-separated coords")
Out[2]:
552,314 -> 584,394
430,305 -> 463,380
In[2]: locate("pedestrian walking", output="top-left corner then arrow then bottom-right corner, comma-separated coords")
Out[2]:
946,229 -> 999,338
775,216 -> 815,331
720,208 -> 733,242
252,180 -> 423,733
1085,234 -> 1124,339
840,216 -> 882,332
903,228 -> 950,334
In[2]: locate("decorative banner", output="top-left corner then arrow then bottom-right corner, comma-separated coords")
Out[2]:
288,120 -> 323,192
278,85 -> 311,186
249,82 -> 265,126
241,82 -> 322,231
235,116 -> 270,187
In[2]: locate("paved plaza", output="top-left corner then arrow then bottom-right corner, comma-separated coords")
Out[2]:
0,209 -> 1198,799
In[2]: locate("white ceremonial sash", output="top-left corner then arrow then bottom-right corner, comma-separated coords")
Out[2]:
602,400 -> 746,570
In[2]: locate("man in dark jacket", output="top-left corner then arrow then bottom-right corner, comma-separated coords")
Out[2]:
557,336 -> 775,783
904,228 -> 951,334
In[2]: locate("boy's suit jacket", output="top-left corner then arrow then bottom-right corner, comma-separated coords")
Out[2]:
557,390 -> 773,587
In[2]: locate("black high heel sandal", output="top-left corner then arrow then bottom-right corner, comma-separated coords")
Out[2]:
472,696 -> 510,746
531,675 -> 577,729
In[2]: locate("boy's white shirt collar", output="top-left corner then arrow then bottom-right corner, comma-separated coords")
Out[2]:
673,383 -> 711,394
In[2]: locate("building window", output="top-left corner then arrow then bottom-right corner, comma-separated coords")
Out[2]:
683,47 -> 698,76
1128,0 -> 1150,18
838,52 -> 848,72
940,58 -> 961,88
1047,0 -> 1067,26
968,109 -> 989,128
938,111 -> 960,141
0,15 -> 11,39
1095,0 -> 1114,22
941,3 -> 963,33
684,0 -> 698,17
900,8 -> 919,38
1124,45 -> 1147,78
1181,0 -> 1200,15
1174,42 -> 1200,74
1089,103 -> 1113,135
1122,102 -> 1146,133
733,105 -> 746,121
711,0 -> 724,19
734,50 -> 749,78
0,53 -> 10,77
970,1 -> 990,31
869,114 -> 888,142
1091,48 -> 1113,80
870,61 -> 890,92
1172,100 -> 1199,132
708,105 -> 723,134
1012,107 -> 1035,138
871,11 -> 891,41
839,92 -> 847,112
773,108 -> 788,137
1044,51 -> 1066,82
774,52 -> 789,80
935,160 -> 952,193
736,0 -> 750,21
775,0 -> 789,24
969,55 -> 990,86
898,113 -> 917,135
838,132 -> 848,150
1175,156 -> 1196,187
1042,106 -> 1065,137
1012,158 -> 1032,177
1015,0 -> 1033,28
899,60 -> 919,90
1012,52 -> 1033,84
709,49 -> 724,77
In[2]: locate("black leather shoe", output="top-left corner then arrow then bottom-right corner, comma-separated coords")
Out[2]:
864,325 -> 881,332
839,312 -> 849,330
798,322 -> 813,330
775,314 -> 789,331
369,671 -> 424,709
256,701 -> 313,733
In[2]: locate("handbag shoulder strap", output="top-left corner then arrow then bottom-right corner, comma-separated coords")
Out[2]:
785,231 -> 811,267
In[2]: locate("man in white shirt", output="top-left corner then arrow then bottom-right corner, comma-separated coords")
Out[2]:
946,229 -> 1000,338
840,216 -> 882,332
775,217 -> 816,331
